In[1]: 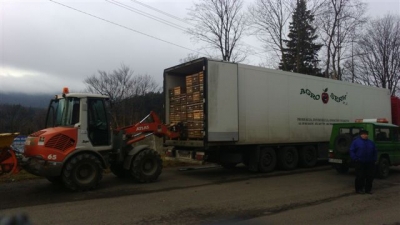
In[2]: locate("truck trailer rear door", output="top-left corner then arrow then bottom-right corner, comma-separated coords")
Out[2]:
207,61 -> 239,142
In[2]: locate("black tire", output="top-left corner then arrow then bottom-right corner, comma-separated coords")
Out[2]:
258,147 -> 277,173
278,146 -> 299,170
130,148 -> 162,183
377,157 -> 390,179
110,163 -> 129,178
46,176 -> 63,185
334,164 -> 349,174
62,153 -> 103,191
335,134 -> 353,154
299,145 -> 318,168
220,163 -> 238,170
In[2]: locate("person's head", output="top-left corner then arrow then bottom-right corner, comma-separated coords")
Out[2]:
359,130 -> 369,139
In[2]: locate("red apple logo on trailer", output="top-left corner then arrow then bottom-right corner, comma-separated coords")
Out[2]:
322,88 -> 329,104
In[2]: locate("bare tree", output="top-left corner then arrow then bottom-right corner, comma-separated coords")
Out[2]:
84,64 -> 134,104
84,64 -> 160,126
352,14 -> 400,95
186,0 -> 248,62
316,0 -> 367,80
249,0 -> 293,60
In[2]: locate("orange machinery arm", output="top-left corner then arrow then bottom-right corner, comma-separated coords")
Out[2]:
114,111 -> 181,146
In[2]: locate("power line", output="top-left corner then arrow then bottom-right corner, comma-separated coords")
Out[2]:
129,0 -> 194,27
126,0 -> 266,55
106,0 -> 188,32
49,0 -> 205,56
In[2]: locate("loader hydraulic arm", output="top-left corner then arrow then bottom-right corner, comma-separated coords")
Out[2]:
114,111 -> 181,146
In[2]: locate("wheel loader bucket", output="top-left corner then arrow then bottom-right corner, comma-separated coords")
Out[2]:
0,133 -> 20,176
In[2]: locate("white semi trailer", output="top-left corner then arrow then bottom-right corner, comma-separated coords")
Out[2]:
164,58 -> 391,172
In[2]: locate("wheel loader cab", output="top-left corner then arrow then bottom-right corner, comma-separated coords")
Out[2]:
45,94 -> 112,147
87,98 -> 111,146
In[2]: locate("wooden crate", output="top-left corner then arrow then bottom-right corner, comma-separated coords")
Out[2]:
193,110 -> 204,120
180,112 -> 187,120
187,112 -> 193,120
192,91 -> 203,103
187,103 -> 203,112
186,73 -> 201,87
170,95 -> 181,104
187,91 -> 203,104
199,71 -> 204,84
169,113 -> 180,122
180,104 -> 187,112
180,94 -> 187,105
188,130 -> 203,139
188,84 -> 203,94
187,86 -> 193,94
187,121 -> 204,129
173,86 -> 185,96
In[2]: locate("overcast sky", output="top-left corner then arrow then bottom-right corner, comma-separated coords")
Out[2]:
1,0 -> 399,95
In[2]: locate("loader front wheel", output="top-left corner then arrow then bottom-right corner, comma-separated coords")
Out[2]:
62,153 -> 103,191
130,148 -> 162,183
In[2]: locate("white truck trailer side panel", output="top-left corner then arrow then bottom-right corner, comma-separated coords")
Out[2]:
237,64 -> 391,144
207,61 -> 239,141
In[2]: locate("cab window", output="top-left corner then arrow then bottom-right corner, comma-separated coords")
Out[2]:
374,127 -> 390,142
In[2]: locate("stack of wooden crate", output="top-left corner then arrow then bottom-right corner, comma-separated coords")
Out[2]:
169,71 -> 204,139
169,86 -> 185,124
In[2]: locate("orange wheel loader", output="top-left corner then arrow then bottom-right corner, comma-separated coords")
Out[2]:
0,88 -> 181,191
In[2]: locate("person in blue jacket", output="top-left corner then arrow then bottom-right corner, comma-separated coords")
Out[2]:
350,130 -> 377,194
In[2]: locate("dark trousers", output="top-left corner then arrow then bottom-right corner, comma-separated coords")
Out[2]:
355,161 -> 375,192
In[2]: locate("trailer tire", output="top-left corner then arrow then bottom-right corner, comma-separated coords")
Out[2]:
376,157 -> 390,179
335,134 -> 352,154
110,164 -> 129,178
299,145 -> 317,168
258,147 -> 277,173
62,153 -> 103,191
278,146 -> 299,170
130,148 -> 162,183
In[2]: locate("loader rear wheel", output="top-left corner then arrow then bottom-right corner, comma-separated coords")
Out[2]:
62,153 -> 103,191
130,148 -> 162,183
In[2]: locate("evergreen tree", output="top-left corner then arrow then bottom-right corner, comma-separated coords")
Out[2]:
279,0 -> 322,76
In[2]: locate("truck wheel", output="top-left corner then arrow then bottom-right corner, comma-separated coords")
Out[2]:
258,147 -> 277,173
334,164 -> 349,174
299,145 -> 317,168
110,164 -> 129,178
278,146 -> 299,170
130,148 -> 162,183
377,158 -> 390,179
62,153 -> 103,191
335,134 -> 352,153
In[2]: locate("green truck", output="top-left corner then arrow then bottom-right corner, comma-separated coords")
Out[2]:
329,118 -> 400,178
